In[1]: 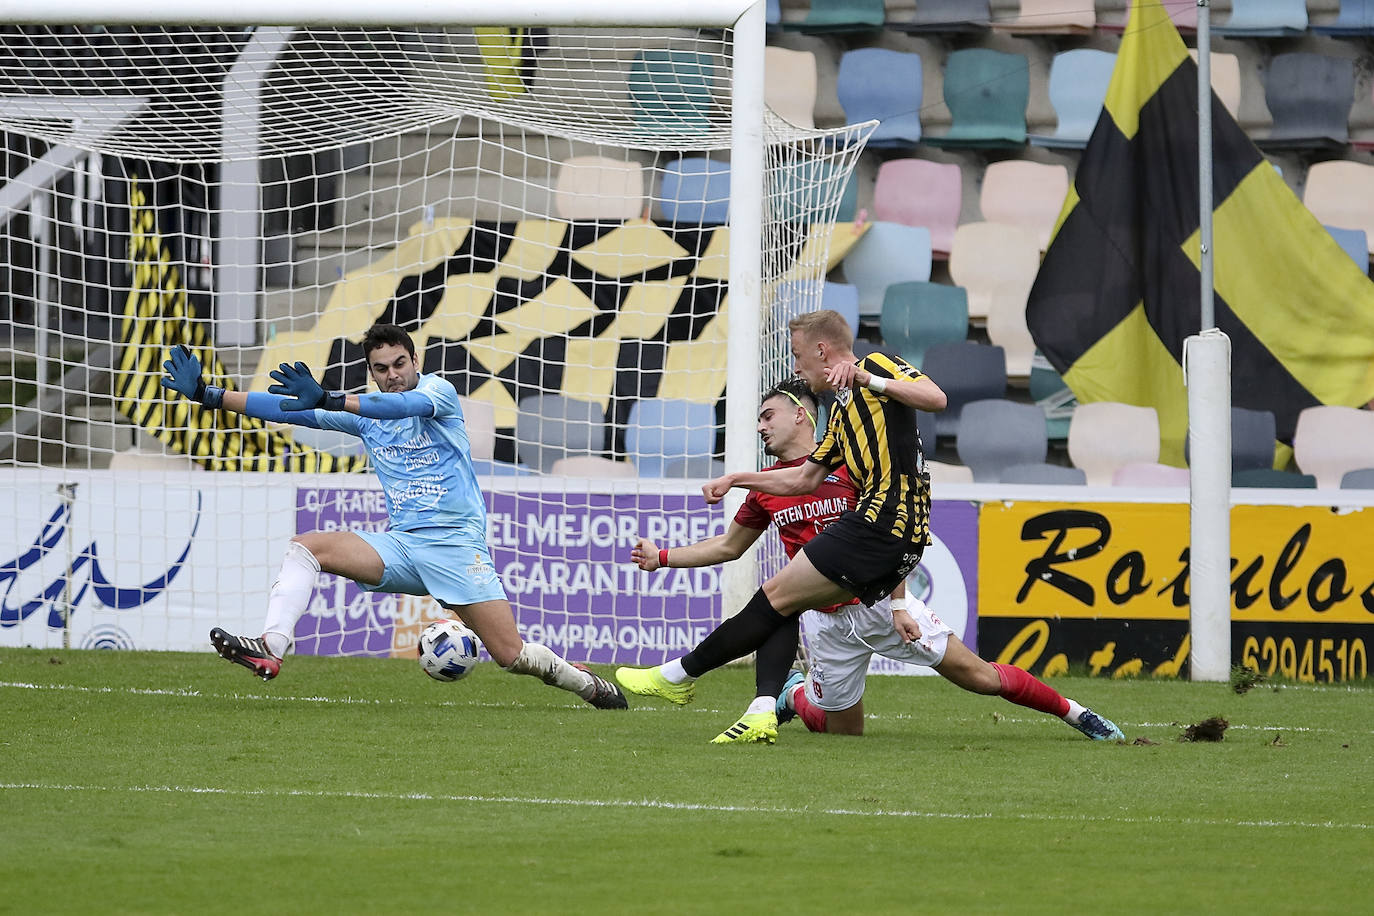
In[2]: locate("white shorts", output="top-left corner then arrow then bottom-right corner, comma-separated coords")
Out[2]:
803,597 -> 954,713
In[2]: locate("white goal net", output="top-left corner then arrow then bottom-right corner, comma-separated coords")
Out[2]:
0,12 -> 871,662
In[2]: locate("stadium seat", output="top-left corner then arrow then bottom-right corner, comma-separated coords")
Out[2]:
662,455 -> 727,478
773,280 -> 859,335
1186,406 -> 1278,472
923,49 -> 1029,150
625,397 -> 717,478
824,282 -> 861,337
1255,53 -> 1354,152
835,48 -> 924,149
924,459 -> 975,484
1111,462 -> 1191,487
1339,467 -> 1374,488
841,221 -> 933,318
767,0 -> 782,31
1233,468 -> 1316,489
871,158 -> 962,258
978,160 -> 1069,251
628,50 -> 718,134
888,0 -> 990,33
550,455 -> 638,478
947,221 -> 1041,334
553,156 -> 644,221
1028,353 -> 1075,442
915,340 -> 1007,446
657,157 -> 730,225
955,399 -> 1049,482
1189,50 -> 1242,120
764,46 -> 817,129
1067,402 -> 1161,487
1101,0 -> 1196,32
1214,0 -> 1308,36
1313,0 -> 1374,35
878,280 -> 969,369
1000,462 -> 1087,485
770,159 -> 859,225
459,396 -> 496,460
1029,50 -> 1117,151
1304,160 -> 1374,252
470,458 -> 535,476
515,394 -> 609,473
288,425 -> 367,458
785,0 -> 885,33
1326,225 -> 1369,271
991,0 -> 1095,34
1293,405 -> 1374,488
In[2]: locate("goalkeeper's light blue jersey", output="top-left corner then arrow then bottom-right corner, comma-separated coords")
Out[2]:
313,374 -> 486,533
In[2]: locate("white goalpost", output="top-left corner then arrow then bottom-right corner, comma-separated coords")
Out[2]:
0,2 -> 873,661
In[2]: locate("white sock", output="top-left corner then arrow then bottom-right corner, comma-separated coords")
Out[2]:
1062,699 -> 1087,724
660,658 -> 692,684
261,541 -> 320,659
746,696 -> 774,716
506,643 -> 595,698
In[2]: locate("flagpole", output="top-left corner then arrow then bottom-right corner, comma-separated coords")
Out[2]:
1187,0 -> 1233,682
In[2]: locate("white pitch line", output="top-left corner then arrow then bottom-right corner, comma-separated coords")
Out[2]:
5,680 -> 1371,731
0,782 -> 1366,831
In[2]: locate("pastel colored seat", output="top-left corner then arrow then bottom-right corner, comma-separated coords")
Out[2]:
1293,405 -> 1374,488
1186,406 -> 1278,472
1233,468 -> 1316,489
924,49 -> 1029,150
785,0 -> 885,33
878,281 -> 969,369
1102,0 -> 1197,32
978,160 -> 1069,251
625,397 -> 718,478
1314,0 -> 1374,35
1068,402 -> 1161,487
871,158 -> 962,257
836,48 -> 924,148
1325,225 -> 1368,271
765,46 -> 818,129
1214,0 -> 1308,37
948,221 -> 1041,334
1029,50 -> 1117,151
657,157 -> 730,225
1256,53 -> 1354,152
841,221 -> 933,317
915,340 -> 1007,446
662,456 -> 727,478
1000,462 -> 1086,485
956,399 -> 1049,482
516,394 -> 609,473
1304,160 -> 1374,251
1339,467 -> 1374,488
628,50 -> 719,135
554,156 -> 644,221
1111,462 -> 1192,487
889,0 -> 990,34
550,455 -> 637,478
991,0 -> 1095,34
458,396 -> 496,460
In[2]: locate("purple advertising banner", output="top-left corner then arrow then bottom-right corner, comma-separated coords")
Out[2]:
292,486 -> 980,666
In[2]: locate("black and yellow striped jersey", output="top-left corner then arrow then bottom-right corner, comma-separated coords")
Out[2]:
807,351 -> 931,545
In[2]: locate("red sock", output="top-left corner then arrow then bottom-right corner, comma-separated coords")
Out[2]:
991,663 -> 1070,717
793,685 -> 828,733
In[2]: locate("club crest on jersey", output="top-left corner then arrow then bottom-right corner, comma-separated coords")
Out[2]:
834,386 -> 852,407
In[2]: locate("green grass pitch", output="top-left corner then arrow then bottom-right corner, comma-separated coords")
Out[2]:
1,648 -> 1369,915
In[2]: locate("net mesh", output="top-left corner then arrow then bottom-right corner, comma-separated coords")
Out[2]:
0,24 -> 870,660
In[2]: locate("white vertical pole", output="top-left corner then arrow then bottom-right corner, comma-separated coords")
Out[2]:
1188,0 -> 1232,681
217,26 -> 295,347
30,191 -> 50,381
721,0 -> 766,620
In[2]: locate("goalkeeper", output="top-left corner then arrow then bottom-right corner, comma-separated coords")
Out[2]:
618,310 -> 1125,742
160,322 -> 627,710
630,376 -> 1125,743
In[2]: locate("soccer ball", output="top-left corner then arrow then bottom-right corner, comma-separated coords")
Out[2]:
417,619 -> 482,682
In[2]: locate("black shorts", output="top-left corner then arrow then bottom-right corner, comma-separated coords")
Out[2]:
801,511 -> 926,606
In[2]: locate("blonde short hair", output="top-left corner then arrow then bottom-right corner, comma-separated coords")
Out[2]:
787,309 -> 854,350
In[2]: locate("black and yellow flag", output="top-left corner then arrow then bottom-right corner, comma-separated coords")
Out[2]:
114,179 -> 369,472
1027,0 -> 1374,464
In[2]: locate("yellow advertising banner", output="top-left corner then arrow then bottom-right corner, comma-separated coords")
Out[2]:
980,501 -> 1374,625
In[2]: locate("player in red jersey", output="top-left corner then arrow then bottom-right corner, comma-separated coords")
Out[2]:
632,376 -> 1125,743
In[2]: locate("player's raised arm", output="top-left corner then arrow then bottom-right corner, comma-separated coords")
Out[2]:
631,522 -> 766,571
702,459 -> 828,504
824,359 -> 947,412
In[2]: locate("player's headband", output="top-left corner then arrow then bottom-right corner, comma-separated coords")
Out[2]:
778,389 -> 816,429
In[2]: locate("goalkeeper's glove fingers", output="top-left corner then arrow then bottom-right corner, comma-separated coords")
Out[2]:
161,344 -> 207,403
269,360 -> 334,411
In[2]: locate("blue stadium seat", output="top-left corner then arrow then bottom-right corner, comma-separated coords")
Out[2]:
1030,50 -> 1117,150
1214,0 -> 1308,36
835,48 -> 923,149
841,221 -> 933,318
1313,0 -> 1374,35
658,157 -> 730,225
626,398 -> 717,478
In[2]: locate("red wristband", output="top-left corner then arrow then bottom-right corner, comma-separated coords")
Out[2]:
658,548 -> 669,568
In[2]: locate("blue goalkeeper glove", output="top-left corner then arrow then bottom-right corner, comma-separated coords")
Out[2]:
268,361 -> 346,412
161,345 -> 224,408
